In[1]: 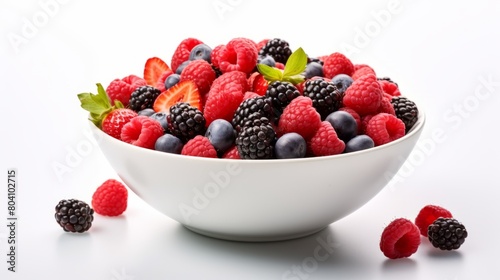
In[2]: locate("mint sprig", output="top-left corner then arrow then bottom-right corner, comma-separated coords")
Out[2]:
257,47 -> 307,85
77,83 -> 122,127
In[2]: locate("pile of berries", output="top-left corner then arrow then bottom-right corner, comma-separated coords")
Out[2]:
78,37 -> 419,159
380,205 -> 468,259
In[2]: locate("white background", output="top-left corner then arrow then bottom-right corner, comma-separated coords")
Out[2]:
1,0 -> 500,279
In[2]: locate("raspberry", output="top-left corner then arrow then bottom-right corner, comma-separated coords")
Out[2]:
101,108 -> 138,140
323,52 -> 354,79
352,66 -> 376,80
181,135 -> 217,158
339,107 -> 362,134
210,44 -> 225,68
365,113 -> 406,146
120,116 -> 164,149
106,75 -> 147,107
277,96 -> 322,140
343,74 -> 383,116
380,218 -> 421,259
378,79 -> 401,96
54,199 -> 94,233
222,145 -> 240,159
360,114 -> 374,134
180,59 -> 216,95
217,38 -> 258,74
377,96 -> 396,115
171,38 -> 204,73
91,179 -> 128,216
204,71 -> 247,126
307,121 -> 345,156
243,91 -> 261,100
415,205 -> 453,237
428,218 -> 468,250
353,64 -> 372,72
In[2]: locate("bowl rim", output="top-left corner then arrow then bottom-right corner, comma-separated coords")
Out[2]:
89,110 -> 425,164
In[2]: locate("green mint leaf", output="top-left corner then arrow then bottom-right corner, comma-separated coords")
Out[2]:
257,64 -> 283,82
282,47 -> 307,78
283,74 -> 305,85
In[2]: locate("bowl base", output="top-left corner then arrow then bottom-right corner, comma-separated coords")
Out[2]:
182,225 -> 328,242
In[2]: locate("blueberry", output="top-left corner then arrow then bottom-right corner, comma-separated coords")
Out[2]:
331,74 -> 354,94
258,55 -> 276,67
165,74 -> 180,90
304,62 -> 324,79
150,112 -> 169,132
325,111 -> 357,142
175,61 -> 190,74
275,133 -> 307,159
137,108 -> 155,117
155,134 -> 183,154
189,44 -> 212,63
344,135 -> 374,153
205,119 -> 236,155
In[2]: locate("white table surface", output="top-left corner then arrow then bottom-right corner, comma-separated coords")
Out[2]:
1,0 -> 500,279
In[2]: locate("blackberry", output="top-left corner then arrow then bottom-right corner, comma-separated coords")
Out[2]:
428,218 -> 468,250
258,38 -> 292,64
377,76 -> 398,87
303,79 -> 343,119
129,85 -> 161,112
235,116 -> 275,159
232,96 -> 273,132
167,102 -> 206,142
266,81 -> 300,118
54,199 -> 94,233
391,96 -> 419,132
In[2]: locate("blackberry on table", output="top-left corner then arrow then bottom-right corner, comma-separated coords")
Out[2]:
303,79 -> 343,119
129,85 -> 161,112
167,102 -> 206,142
428,218 -> 468,250
232,96 -> 273,132
236,116 -> 275,159
391,96 -> 419,132
258,38 -> 292,64
54,199 -> 94,233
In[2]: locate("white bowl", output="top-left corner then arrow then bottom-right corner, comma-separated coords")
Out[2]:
90,112 -> 425,242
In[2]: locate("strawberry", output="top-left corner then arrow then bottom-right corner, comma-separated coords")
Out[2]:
153,80 -> 202,113
77,83 -> 137,139
144,57 -> 171,87
247,72 -> 268,96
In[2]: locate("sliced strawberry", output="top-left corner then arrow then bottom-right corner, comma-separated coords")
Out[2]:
153,80 -> 202,113
144,57 -> 171,87
247,72 -> 268,96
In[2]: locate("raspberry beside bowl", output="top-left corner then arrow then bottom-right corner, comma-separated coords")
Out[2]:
89,111 -> 425,242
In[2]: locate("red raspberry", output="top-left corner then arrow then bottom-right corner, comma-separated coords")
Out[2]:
343,74 -> 382,116
353,64 -> 373,72
277,96 -> 321,140
204,71 -> 247,126
243,91 -> 260,100
377,96 -> 396,115
210,44 -> 225,68
352,66 -> 376,80
380,218 -> 421,259
101,108 -> 138,140
91,179 -> 128,216
120,116 -> 164,149
307,121 -> 345,156
106,75 -> 147,107
155,70 -> 174,92
180,60 -> 216,96
222,145 -> 240,159
379,80 -> 401,96
415,205 -> 453,237
360,114 -> 374,134
217,38 -> 258,74
365,113 -> 405,146
323,52 -> 354,79
170,38 -> 204,72
339,107 -> 362,134
181,135 -> 217,158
